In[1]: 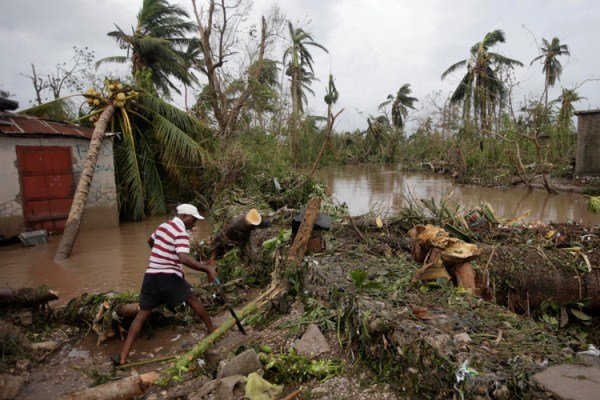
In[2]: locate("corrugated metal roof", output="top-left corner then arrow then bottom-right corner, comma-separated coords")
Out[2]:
574,109 -> 600,116
0,111 -> 93,139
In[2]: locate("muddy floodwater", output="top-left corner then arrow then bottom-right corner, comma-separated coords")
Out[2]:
316,164 -> 600,224
0,217 -> 212,304
2,164 -> 599,304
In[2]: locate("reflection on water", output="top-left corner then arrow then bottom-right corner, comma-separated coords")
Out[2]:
316,164 -> 600,225
0,217 -> 212,304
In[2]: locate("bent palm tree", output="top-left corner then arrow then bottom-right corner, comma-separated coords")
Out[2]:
97,0 -> 196,95
378,83 -> 418,130
442,29 -> 523,133
284,21 -> 328,168
24,79 -> 210,260
530,37 -> 570,106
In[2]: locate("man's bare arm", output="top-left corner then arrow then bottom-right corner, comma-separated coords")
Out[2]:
178,253 -> 217,281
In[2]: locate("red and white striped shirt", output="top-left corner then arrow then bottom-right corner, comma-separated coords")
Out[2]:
147,217 -> 190,277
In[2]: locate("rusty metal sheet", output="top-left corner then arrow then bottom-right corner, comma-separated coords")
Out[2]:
16,146 -> 74,233
0,111 -> 93,139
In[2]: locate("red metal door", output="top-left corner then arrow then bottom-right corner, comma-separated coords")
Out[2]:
16,146 -> 74,233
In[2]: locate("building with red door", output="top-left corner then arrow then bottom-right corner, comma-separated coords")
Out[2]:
0,98 -> 118,236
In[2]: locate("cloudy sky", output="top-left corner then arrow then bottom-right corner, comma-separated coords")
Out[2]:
1,0 -> 599,132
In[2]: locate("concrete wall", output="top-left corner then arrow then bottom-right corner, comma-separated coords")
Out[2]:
0,136 -> 119,236
575,111 -> 600,176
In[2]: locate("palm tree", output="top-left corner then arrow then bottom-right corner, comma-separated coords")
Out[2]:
284,21 -> 328,168
182,38 -> 203,110
555,87 -> 585,129
378,83 -> 418,130
247,59 -> 280,129
442,30 -> 523,133
97,0 -> 196,96
24,79 -> 210,259
530,37 -> 570,106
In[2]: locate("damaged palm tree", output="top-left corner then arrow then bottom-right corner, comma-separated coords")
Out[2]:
165,197 -> 322,381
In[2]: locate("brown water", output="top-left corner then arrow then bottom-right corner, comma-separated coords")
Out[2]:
0,217 -> 212,304
316,164 -> 600,224
2,165 -> 599,303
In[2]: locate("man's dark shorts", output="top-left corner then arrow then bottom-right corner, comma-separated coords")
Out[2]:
140,273 -> 192,310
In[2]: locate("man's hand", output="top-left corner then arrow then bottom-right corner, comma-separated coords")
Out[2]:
204,264 -> 218,282
178,253 -> 218,281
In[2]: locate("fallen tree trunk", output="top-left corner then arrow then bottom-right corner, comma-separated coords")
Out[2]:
348,214 -> 384,231
478,245 -> 600,314
59,372 -> 159,400
0,287 -> 58,308
116,303 -> 140,319
211,209 -> 262,259
166,197 -> 322,381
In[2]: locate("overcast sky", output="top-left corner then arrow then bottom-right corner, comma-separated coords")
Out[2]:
1,0 -> 599,132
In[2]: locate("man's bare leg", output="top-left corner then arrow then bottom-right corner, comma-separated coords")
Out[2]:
118,309 -> 152,365
186,295 -> 214,332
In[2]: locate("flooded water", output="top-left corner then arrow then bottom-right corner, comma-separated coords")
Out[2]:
2,164 -> 599,303
316,164 -> 600,225
0,217 -> 212,304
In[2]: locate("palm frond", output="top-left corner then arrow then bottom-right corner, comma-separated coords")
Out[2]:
96,56 -> 129,69
138,136 -> 167,215
20,97 -> 77,121
488,53 -> 523,68
114,117 -> 145,221
530,54 -> 544,66
441,59 -> 468,80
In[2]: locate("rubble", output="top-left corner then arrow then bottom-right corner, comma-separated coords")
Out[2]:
292,323 -> 331,359
217,349 -> 262,379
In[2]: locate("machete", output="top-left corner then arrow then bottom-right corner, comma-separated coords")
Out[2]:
214,277 -> 247,335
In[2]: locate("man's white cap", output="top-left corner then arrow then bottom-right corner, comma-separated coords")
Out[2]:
176,204 -> 204,220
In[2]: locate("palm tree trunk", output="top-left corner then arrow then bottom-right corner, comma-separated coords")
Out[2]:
290,70 -> 299,169
308,107 -> 344,179
184,83 -> 188,111
54,105 -> 115,260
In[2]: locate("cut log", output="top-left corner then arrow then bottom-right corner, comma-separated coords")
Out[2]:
451,262 -> 477,293
408,224 -> 453,250
441,242 -> 481,266
349,215 -> 384,230
58,372 -> 159,400
0,287 -> 58,308
211,209 -> 262,258
409,225 -> 482,292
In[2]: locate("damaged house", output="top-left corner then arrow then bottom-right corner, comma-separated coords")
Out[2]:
0,97 -> 118,236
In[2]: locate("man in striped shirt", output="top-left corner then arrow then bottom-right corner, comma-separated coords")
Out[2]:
114,204 -> 217,366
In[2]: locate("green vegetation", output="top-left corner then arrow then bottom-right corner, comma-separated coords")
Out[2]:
17,0 -> 594,224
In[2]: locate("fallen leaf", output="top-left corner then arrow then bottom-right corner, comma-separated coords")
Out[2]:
411,307 -> 435,320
